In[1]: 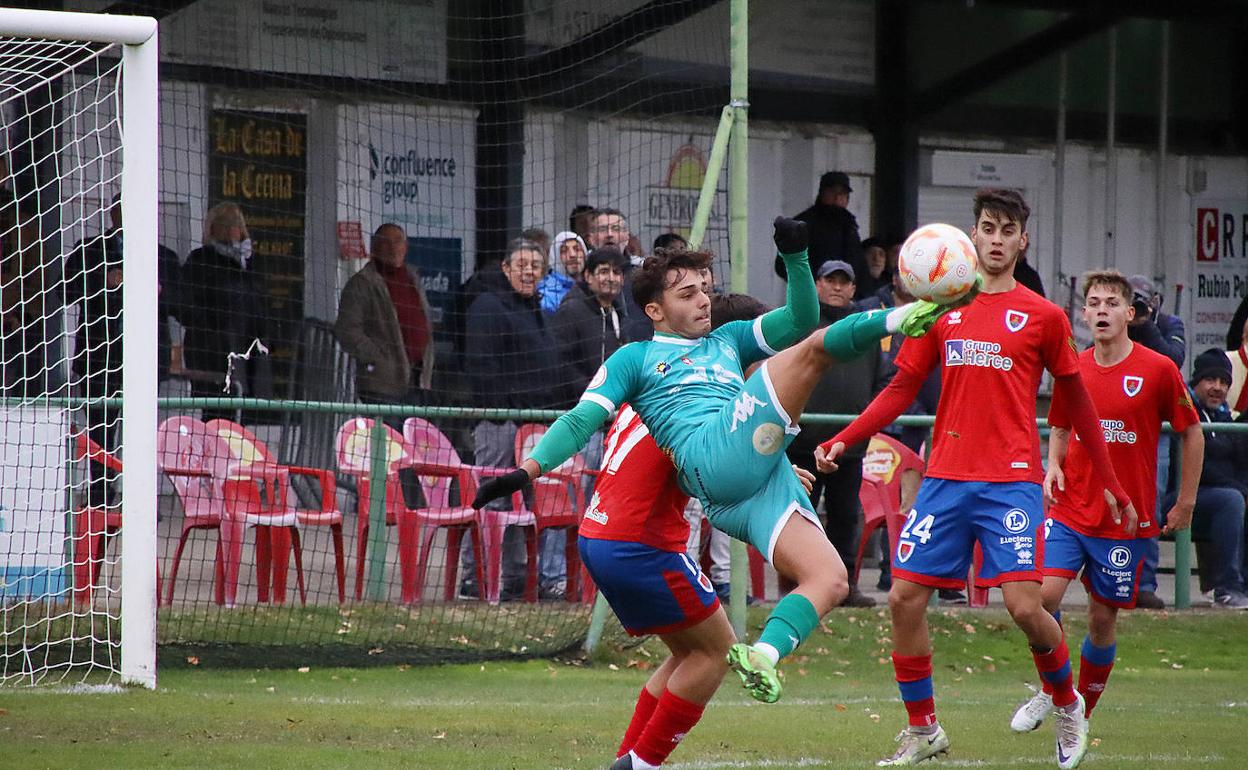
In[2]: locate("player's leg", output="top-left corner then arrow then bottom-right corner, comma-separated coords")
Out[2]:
1010,574 -> 1070,732
618,609 -> 736,769
1073,534 -> 1145,720
723,478 -> 846,703
877,480 -> 979,766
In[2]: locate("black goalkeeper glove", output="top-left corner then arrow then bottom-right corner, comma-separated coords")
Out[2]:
773,216 -> 808,256
472,468 -> 530,509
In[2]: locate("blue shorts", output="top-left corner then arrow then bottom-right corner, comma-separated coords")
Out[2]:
1042,518 -> 1144,608
678,363 -> 821,560
578,536 -> 720,636
893,478 -> 1045,589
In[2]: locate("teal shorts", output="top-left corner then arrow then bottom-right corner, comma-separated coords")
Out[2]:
676,362 -> 822,561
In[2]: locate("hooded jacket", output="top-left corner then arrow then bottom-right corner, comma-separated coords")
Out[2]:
538,231 -> 588,315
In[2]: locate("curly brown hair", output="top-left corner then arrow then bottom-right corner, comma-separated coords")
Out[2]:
631,248 -> 714,307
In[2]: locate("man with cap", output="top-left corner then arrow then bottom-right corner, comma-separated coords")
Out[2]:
776,171 -> 867,299
784,258 -> 889,607
1126,274 -> 1187,608
1170,349 -> 1248,608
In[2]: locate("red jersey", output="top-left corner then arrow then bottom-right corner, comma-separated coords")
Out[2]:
1047,343 -> 1199,539
578,405 -> 691,552
894,284 -> 1079,484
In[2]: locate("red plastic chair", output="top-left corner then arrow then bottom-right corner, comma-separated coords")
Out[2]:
514,423 -> 598,603
406,417 -> 527,605
855,433 -> 926,586
206,419 -> 346,604
158,416 -> 300,607
70,431 -> 163,606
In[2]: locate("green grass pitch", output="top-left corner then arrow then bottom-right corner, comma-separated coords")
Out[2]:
1,608 -> 1244,769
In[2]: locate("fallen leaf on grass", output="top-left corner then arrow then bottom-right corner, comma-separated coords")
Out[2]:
0,708 -> 8,716
963,624 -> 976,634
1091,738 -> 1101,747
608,664 -> 619,671
869,713 -> 881,723
433,731 -> 447,739
834,703 -> 847,712
185,656 -> 200,666
297,667 -> 310,673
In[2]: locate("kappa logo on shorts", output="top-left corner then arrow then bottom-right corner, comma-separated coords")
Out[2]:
1123,375 -> 1143,397
1003,508 -> 1030,534
1109,546 -> 1132,569
729,392 -> 767,433
1005,309 -> 1029,332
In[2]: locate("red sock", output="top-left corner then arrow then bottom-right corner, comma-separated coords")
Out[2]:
1040,611 -> 1062,696
1031,634 -> 1076,709
618,687 -> 660,757
632,689 -> 705,767
1077,637 -> 1116,717
892,652 -> 937,728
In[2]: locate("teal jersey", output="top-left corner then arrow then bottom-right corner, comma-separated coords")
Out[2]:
580,317 -> 775,457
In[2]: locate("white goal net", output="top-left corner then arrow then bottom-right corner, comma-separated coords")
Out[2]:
0,9 -> 157,687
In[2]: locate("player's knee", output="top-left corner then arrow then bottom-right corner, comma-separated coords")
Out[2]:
888,584 -> 926,618
1004,597 -> 1047,630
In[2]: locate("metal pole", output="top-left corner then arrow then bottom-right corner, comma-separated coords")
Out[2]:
582,592 -> 613,654
688,106 -> 735,249
1171,426 -> 1191,608
727,0 -> 750,639
366,418 -> 390,601
1154,21 -> 1170,286
1053,51 -> 1067,304
1104,26 -> 1117,268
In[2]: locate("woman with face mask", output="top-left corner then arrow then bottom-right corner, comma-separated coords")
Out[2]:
180,201 -> 269,420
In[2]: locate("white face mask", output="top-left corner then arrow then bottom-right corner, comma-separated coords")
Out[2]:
215,237 -> 253,267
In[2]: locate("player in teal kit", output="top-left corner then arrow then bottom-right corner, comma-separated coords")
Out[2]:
474,217 -> 968,708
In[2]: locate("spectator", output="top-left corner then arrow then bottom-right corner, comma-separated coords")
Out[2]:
653,232 -> 688,252
537,231 -> 587,315
775,171 -> 865,298
551,246 -> 631,399
786,259 -> 888,607
180,202 -> 268,421
463,238 -> 567,598
588,207 -> 651,338
1013,254 -> 1046,297
1227,316 -> 1248,418
335,223 -> 436,412
569,204 -> 596,245
859,236 -> 890,299
1162,349 -> 1248,608
1127,274 -> 1187,608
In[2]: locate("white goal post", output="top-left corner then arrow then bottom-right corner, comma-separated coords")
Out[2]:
0,8 -> 158,688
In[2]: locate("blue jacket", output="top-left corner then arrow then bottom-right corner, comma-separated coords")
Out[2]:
465,285 -> 567,410
538,271 -> 576,315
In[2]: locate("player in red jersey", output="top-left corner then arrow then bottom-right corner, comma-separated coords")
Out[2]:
816,189 -> 1136,769
1008,270 -> 1202,734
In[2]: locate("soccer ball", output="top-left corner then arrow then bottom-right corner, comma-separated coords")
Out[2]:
897,223 -> 979,305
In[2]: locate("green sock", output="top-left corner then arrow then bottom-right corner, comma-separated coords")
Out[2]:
756,593 -> 820,661
821,308 -> 891,362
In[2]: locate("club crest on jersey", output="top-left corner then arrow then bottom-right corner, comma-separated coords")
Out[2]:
897,540 -> 915,563
1123,375 -> 1143,397
1004,309 -> 1028,332
655,362 -> 671,376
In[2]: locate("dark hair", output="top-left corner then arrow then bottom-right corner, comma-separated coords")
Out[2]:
569,204 -> 595,231
973,188 -> 1030,230
584,246 -> 628,275
632,248 -> 714,307
520,227 -> 550,247
653,232 -> 688,252
1081,269 -> 1133,302
710,293 -> 770,329
592,206 -> 626,221
371,222 -> 404,248
862,236 -> 883,251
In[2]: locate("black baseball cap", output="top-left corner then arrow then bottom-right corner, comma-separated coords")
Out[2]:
819,171 -> 853,192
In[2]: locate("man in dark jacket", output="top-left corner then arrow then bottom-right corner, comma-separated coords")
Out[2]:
551,247 -> 631,401
463,238 -> 565,598
787,259 -> 889,607
775,171 -> 866,298
1164,349 -> 1248,608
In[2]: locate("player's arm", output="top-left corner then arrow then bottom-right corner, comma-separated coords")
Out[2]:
757,217 -> 820,351
471,347 -> 638,509
1044,426 -> 1070,506
815,365 -> 927,472
1162,421 -> 1204,535
1051,373 -> 1137,534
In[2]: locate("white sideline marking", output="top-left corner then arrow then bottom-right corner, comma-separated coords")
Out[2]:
665,755 -> 1225,769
